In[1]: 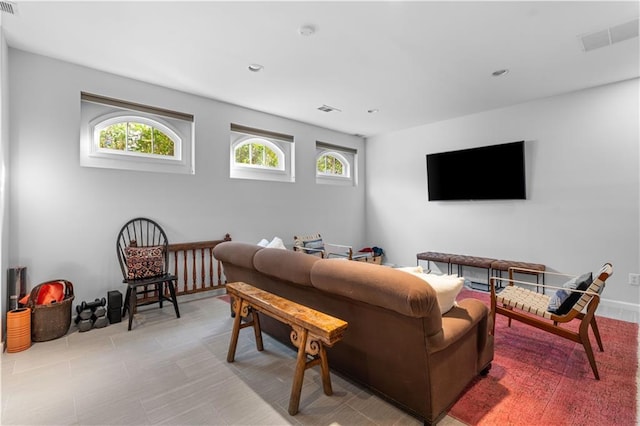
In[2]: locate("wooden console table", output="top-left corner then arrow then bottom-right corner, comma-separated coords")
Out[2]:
225,282 -> 348,415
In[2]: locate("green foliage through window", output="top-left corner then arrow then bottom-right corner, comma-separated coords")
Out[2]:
235,141 -> 279,168
317,154 -> 345,176
99,121 -> 175,156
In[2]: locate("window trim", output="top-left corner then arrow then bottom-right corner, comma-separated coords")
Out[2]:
80,92 -> 195,174
92,113 -> 182,161
317,151 -> 350,178
315,141 -> 357,186
233,137 -> 285,171
230,123 -> 295,183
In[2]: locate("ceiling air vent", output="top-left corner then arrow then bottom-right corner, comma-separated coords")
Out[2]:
317,104 -> 342,113
580,18 -> 639,52
0,1 -> 17,15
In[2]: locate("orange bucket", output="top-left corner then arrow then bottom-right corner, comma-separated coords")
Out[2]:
7,308 -> 31,352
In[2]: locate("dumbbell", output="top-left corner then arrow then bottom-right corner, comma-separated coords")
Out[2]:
76,317 -> 93,332
76,305 -> 93,320
80,298 -> 106,312
92,314 -> 108,328
92,304 -> 108,329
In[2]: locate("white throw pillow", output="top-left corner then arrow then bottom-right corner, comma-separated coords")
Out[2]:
257,238 -> 270,247
397,268 -> 464,314
266,236 -> 287,250
422,274 -> 464,314
395,265 -> 424,274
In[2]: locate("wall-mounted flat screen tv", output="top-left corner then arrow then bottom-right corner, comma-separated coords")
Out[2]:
426,141 -> 526,201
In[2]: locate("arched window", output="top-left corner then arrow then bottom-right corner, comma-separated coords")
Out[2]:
230,124 -> 294,182
233,137 -> 283,170
315,142 -> 357,186
80,92 -> 194,174
95,115 -> 180,159
317,152 -> 349,177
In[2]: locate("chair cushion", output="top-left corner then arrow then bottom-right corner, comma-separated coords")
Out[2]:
125,245 -> 164,279
547,272 -> 593,314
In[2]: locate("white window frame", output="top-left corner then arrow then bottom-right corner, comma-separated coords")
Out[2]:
230,123 -> 295,183
317,151 -> 350,178
316,141 -> 357,186
233,137 -> 285,171
80,92 -> 195,174
92,113 -> 182,160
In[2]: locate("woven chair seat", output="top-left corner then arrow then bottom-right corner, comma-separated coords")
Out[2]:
496,285 -> 553,320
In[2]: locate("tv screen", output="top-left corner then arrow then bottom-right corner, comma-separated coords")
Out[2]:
426,141 -> 526,201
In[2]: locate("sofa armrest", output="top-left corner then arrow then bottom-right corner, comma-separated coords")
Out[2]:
213,241 -> 263,269
428,298 -> 489,353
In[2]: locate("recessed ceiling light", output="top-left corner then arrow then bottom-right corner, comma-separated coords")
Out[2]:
492,69 -> 509,77
299,25 -> 316,36
248,64 -> 264,72
367,108 -> 379,114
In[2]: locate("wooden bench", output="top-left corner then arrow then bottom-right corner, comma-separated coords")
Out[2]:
416,251 -> 454,273
417,251 -> 546,291
491,260 -> 546,293
225,282 -> 348,415
450,254 -> 497,287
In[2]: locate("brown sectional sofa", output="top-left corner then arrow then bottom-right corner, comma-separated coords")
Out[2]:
214,241 -> 494,424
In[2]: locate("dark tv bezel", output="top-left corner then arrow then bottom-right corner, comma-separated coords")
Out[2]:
426,141 -> 526,201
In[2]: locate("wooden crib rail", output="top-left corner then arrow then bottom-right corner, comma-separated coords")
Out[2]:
167,234 -> 231,296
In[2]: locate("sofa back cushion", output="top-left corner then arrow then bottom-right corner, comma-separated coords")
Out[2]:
310,259 -> 441,319
253,247 -> 320,287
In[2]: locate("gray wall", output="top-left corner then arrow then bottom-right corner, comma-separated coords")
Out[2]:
7,49 -> 366,305
365,78 -> 640,309
5,48 -> 639,313
1,21 -> 9,338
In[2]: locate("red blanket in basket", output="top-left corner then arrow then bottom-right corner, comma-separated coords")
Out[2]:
19,281 -> 65,305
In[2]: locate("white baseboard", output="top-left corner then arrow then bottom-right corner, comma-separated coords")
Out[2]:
598,297 -> 639,323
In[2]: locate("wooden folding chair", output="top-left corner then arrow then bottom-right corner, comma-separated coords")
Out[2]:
292,233 -> 371,261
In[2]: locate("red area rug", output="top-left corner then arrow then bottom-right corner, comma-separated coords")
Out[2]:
449,288 -> 638,425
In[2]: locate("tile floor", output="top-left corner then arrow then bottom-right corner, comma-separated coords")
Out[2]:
1,293 -> 465,425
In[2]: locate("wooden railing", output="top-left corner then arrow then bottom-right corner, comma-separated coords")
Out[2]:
167,234 -> 231,296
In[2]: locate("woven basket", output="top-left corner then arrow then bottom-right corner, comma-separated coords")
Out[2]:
25,280 -> 74,342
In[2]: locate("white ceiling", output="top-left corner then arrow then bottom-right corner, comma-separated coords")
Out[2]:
2,1 -> 639,137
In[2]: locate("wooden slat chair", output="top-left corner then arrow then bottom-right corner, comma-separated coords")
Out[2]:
293,233 -> 371,261
117,217 -> 181,331
490,263 -> 613,380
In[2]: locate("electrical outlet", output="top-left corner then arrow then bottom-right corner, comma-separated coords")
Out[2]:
629,273 -> 640,286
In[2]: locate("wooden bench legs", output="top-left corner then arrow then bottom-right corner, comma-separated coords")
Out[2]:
227,299 -> 263,362
288,326 -> 334,414
226,298 -> 335,415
